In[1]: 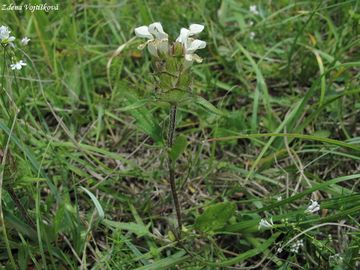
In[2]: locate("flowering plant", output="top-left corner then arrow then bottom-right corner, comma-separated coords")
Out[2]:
0,25 -> 30,71
134,22 -> 207,238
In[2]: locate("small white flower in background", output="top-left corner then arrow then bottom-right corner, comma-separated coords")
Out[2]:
258,217 -> 273,230
290,239 -> 304,254
21,37 -> 30,46
329,254 -> 343,265
135,22 -> 168,57
250,32 -> 256,40
176,24 -> 206,63
249,20 -> 254,26
276,196 -> 282,202
249,5 -> 259,15
0,25 -> 15,44
305,199 -> 320,214
10,60 -> 27,70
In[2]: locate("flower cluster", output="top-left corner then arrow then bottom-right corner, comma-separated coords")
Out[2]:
249,5 -> 259,15
134,22 -> 207,105
329,253 -> 343,265
134,22 -> 168,58
0,25 -> 15,45
258,217 -> 274,230
290,239 -> 304,254
0,25 -> 30,71
305,199 -> 320,214
135,22 -> 206,64
175,24 -> 206,63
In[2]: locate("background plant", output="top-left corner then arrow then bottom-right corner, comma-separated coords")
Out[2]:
0,0 -> 359,269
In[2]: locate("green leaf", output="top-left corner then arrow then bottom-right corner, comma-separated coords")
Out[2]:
54,203 -> 66,234
195,96 -> 225,116
124,93 -> 163,144
134,251 -> 188,270
210,133 -> 360,152
117,99 -> 150,111
169,135 -> 187,161
195,202 -> 236,233
102,219 -> 151,238
158,89 -> 192,105
313,130 -> 330,138
80,187 -> 105,220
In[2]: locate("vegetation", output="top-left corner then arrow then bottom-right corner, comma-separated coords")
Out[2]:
0,0 -> 359,269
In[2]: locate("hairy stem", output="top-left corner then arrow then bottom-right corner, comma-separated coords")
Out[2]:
0,47 -> 10,118
7,187 -> 36,229
167,105 -> 182,238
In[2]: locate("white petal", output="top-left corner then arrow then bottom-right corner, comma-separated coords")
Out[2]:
8,36 -> 15,42
192,54 -> 203,63
134,26 -> 153,39
184,53 -> 193,62
157,39 -> 169,55
147,41 -> 158,57
189,24 -> 204,35
21,37 -> 30,45
250,5 -> 259,15
176,28 -> 190,44
0,26 -> 10,40
148,22 -> 168,40
186,39 -> 206,53
12,63 -> 21,70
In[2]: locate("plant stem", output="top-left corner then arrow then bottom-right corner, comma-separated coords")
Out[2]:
0,114 -> 18,269
167,105 -> 182,238
7,187 -> 36,229
1,47 -> 10,118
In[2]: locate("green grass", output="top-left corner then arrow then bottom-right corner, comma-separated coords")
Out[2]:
0,0 -> 359,269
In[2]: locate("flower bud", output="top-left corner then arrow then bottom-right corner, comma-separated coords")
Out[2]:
172,42 -> 184,57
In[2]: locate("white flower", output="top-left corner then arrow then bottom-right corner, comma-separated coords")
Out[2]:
249,20 -> 254,26
305,199 -> 320,214
250,32 -> 256,39
134,22 -> 168,57
10,60 -> 27,70
250,5 -> 259,15
258,218 -> 273,230
290,239 -> 304,254
176,24 -> 206,63
329,254 -> 343,264
276,196 -> 282,202
0,25 -> 15,44
21,37 -> 30,45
